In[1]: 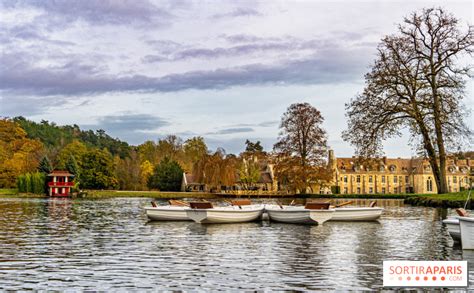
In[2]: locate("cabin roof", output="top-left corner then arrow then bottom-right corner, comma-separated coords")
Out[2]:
47,170 -> 74,177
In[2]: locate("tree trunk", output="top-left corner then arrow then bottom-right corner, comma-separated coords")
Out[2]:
430,66 -> 449,194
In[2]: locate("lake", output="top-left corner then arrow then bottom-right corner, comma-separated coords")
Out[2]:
0,197 -> 472,290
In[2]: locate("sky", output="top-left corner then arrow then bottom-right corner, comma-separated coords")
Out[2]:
0,0 -> 472,157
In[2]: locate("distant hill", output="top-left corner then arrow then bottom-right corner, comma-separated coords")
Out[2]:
13,116 -> 131,158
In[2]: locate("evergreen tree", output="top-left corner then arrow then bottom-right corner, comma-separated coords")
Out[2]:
65,154 -> 79,176
148,157 -> 184,191
38,156 -> 52,174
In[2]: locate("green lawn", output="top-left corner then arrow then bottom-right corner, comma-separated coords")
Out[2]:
85,190 -> 216,199
0,188 -> 18,195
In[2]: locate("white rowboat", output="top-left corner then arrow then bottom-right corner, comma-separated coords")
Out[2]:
331,207 -> 384,221
145,206 -> 191,221
186,205 -> 265,224
442,217 -> 461,241
459,216 -> 474,250
265,204 -> 335,225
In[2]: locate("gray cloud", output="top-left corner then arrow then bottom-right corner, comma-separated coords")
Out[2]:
211,7 -> 262,19
9,0 -> 173,27
207,127 -> 255,135
81,113 -> 170,145
1,44 -> 373,96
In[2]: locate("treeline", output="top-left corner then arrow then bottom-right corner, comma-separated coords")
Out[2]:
0,117 -> 266,192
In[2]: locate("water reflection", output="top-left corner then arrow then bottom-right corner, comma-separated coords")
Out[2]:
0,197 -> 472,290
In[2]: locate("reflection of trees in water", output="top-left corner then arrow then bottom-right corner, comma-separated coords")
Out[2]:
264,223 -> 331,290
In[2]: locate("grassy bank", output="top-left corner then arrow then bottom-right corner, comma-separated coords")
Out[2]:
0,188 -> 18,195
404,190 -> 472,209
306,190 -> 472,209
84,190 -> 217,199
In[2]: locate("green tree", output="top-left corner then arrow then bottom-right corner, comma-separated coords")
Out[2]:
147,157 -> 184,191
245,139 -> 264,153
80,148 -> 118,189
38,156 -> 52,174
239,158 -> 261,190
24,173 -> 32,193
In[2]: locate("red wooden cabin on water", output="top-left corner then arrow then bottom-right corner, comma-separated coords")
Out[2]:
47,171 -> 74,197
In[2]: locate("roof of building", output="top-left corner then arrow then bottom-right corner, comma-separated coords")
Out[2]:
336,157 -> 471,175
258,172 -> 273,184
47,170 -> 74,177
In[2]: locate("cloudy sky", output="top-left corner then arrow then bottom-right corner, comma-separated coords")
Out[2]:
0,0 -> 472,157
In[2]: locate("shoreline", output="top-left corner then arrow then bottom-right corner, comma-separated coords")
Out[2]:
0,189 -> 471,209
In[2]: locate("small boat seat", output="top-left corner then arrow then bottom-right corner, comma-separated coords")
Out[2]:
305,202 -> 331,210
169,199 -> 189,207
231,199 -> 252,206
190,202 -> 213,209
369,201 -> 377,207
456,208 -> 469,217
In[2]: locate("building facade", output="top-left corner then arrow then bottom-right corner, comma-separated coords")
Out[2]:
47,170 -> 74,197
329,150 -> 473,194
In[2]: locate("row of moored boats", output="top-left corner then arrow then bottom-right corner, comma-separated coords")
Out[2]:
145,199 -> 384,224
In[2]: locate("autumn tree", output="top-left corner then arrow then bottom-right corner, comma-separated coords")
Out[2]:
0,119 -> 44,188
183,136 -> 208,172
273,103 -> 328,193
115,150 -> 142,190
343,8 -> 472,194
193,148 -> 238,192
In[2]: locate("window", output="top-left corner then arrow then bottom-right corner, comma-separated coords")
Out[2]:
405,176 -> 409,184
343,176 -> 348,183
393,176 -> 398,184
382,176 -> 386,183
382,187 -> 386,194
357,187 -> 361,194
427,177 -> 433,192
356,175 -> 361,183
369,187 -> 373,194
369,176 -> 373,183
344,187 -> 348,194
453,176 -> 457,184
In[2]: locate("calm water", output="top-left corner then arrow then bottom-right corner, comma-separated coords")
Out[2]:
0,197 -> 472,291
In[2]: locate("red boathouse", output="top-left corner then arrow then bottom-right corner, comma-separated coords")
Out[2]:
47,171 -> 74,197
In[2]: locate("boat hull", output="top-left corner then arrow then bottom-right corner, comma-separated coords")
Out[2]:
459,217 -> 474,250
331,207 -> 383,221
443,217 -> 461,241
186,205 -> 264,224
145,206 -> 190,221
265,205 -> 335,225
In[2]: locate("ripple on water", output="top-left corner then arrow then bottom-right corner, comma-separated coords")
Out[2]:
0,197 -> 472,290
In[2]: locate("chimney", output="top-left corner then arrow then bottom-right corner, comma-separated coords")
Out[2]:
383,156 -> 387,164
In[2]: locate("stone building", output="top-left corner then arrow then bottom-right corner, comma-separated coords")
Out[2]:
329,150 -> 473,194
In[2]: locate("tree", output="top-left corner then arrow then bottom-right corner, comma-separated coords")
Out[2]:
57,140 -> 87,170
140,160 -> 154,188
38,156 -> 52,174
115,151 -> 142,190
183,136 -> 208,172
147,157 -> 184,191
239,158 -> 261,190
273,103 -> 328,193
80,148 -> 118,189
65,155 -> 79,177
343,8 -> 472,194
193,148 -> 238,192
245,140 -> 264,153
